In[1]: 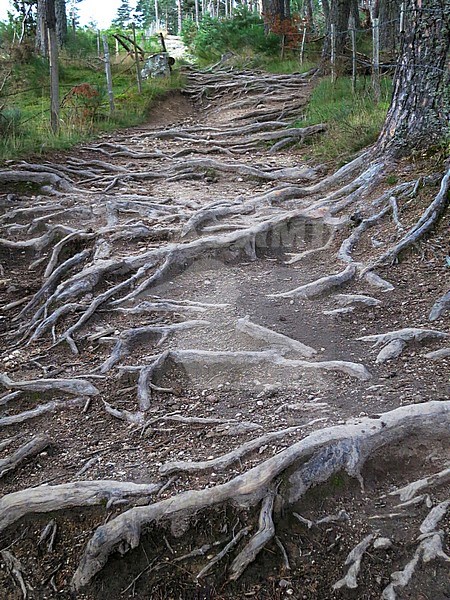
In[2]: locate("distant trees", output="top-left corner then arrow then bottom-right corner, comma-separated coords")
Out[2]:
35,0 -> 67,54
112,0 -> 133,28
135,0 -> 154,29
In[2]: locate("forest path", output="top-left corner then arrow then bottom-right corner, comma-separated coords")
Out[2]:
0,67 -> 449,599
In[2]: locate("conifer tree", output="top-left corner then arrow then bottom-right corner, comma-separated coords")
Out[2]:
112,0 -> 132,28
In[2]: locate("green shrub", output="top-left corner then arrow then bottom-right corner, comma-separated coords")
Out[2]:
185,8 -> 280,63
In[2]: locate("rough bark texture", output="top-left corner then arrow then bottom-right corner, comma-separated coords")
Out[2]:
376,0 -> 450,155
379,0 -> 400,52
322,0 -> 351,61
55,0 -> 68,46
35,0 -> 48,56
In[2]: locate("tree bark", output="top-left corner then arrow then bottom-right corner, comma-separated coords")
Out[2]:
305,0 -> 314,30
35,0 -> 48,56
350,0 -> 361,29
378,0 -> 400,52
376,0 -> 450,156
322,0 -> 351,61
55,0 -> 67,47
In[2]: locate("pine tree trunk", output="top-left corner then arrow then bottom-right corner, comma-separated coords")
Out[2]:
55,0 -> 67,46
35,0 -> 48,56
305,0 -> 314,30
379,0 -> 400,52
377,0 -> 450,156
322,0 -> 351,60
350,0 -> 361,29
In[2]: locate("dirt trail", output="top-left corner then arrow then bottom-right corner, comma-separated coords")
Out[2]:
0,67 -> 449,599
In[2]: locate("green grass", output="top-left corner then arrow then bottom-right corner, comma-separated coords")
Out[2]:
295,76 -> 392,163
0,56 -> 185,162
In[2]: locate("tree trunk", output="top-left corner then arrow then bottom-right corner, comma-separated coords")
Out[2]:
322,0 -> 351,61
322,0 -> 330,28
55,0 -> 67,47
350,0 -> 361,29
35,0 -> 48,56
379,0 -> 400,52
305,0 -> 314,30
376,0 -> 450,156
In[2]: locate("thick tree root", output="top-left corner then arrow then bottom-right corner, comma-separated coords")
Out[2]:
228,490 -> 276,581
137,349 -> 371,394
0,480 -> 162,534
72,401 -> 450,589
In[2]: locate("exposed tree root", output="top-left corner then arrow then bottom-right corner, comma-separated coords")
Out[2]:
0,373 -> 99,396
381,501 -> 450,599
0,481 -> 162,534
358,328 -> 450,363
228,490 -> 276,581
367,166 -> 450,269
0,399 -> 83,427
159,426 -> 303,476
236,316 -> 317,357
333,534 -> 375,590
137,349 -> 370,395
72,401 -> 450,589
429,289 -> 450,322
98,320 -> 210,373
0,65 -> 449,598
387,466 -> 450,502
0,434 -> 50,478
0,550 -> 27,599
268,265 -> 356,299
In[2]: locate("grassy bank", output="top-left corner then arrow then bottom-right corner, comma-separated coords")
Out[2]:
0,48 -> 185,162
296,76 -> 392,163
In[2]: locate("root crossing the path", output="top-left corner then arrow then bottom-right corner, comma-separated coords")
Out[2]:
0,65 -> 449,600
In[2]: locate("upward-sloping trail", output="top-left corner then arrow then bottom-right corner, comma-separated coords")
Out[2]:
0,66 -> 449,599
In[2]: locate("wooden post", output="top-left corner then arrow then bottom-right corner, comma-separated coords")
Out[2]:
299,26 -> 306,65
97,29 -> 100,57
372,17 -> 380,102
350,17 -> 357,93
159,32 -> 167,52
132,23 -> 142,93
102,35 -> 115,116
330,23 -> 336,84
46,0 -> 59,134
